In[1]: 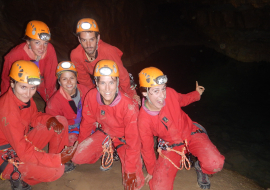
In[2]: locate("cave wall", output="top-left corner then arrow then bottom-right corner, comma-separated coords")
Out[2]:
0,0 -> 269,73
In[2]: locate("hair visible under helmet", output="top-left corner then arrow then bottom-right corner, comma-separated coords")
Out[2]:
56,61 -> 77,79
94,60 -> 119,93
25,20 -> 51,41
9,60 -> 41,85
138,67 -> 167,103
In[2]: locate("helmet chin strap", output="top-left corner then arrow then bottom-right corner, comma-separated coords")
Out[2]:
146,88 -> 152,105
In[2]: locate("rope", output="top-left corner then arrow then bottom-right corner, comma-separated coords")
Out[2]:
101,136 -> 114,169
24,135 -> 45,152
157,139 -> 191,171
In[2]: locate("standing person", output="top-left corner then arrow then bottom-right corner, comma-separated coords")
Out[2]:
46,61 -> 90,146
72,60 -> 144,190
70,18 -> 140,105
0,60 -> 77,190
1,20 -> 58,102
137,67 -> 225,190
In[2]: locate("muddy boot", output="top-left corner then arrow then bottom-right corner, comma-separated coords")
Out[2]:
194,160 -> 211,189
64,162 -> 76,173
10,179 -> 32,190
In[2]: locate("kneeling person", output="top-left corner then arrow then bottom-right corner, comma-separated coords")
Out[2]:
46,61 -> 90,146
72,60 -> 144,190
0,60 -> 77,190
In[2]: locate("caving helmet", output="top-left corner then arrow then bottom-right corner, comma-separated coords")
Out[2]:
76,18 -> 99,34
94,60 -> 119,77
25,20 -> 51,41
139,67 -> 167,88
9,60 -> 41,85
56,61 -> 77,79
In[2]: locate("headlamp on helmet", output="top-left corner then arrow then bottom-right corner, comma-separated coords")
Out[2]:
154,75 -> 167,85
61,61 -> 72,69
27,76 -> 41,85
81,22 -> 91,30
39,33 -> 51,41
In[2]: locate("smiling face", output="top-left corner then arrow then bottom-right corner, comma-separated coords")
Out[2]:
78,31 -> 100,56
27,39 -> 48,57
96,76 -> 118,105
11,82 -> 37,103
59,71 -> 77,96
143,84 -> 166,111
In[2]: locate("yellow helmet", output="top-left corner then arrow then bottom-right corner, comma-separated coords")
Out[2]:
25,20 -> 51,41
9,60 -> 41,85
139,67 -> 167,88
94,60 -> 119,77
76,18 -> 99,34
56,61 -> 77,78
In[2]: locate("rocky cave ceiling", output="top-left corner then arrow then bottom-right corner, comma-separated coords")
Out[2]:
0,0 -> 269,69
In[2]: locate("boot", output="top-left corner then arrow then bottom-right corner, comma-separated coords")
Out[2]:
10,179 -> 32,190
194,160 -> 211,189
64,162 -> 76,173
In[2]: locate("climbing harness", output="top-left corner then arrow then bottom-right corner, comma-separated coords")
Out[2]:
101,135 -> 114,170
157,138 -> 191,170
1,149 -> 24,182
97,125 -> 126,169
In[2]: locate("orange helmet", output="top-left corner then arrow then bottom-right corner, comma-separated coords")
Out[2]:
139,67 -> 167,88
56,61 -> 77,78
25,20 -> 51,41
76,18 -> 99,34
94,60 -> 119,77
9,60 -> 41,85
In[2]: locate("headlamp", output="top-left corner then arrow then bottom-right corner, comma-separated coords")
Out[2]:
99,67 -> 112,76
155,75 -> 167,85
81,22 -> 91,30
27,76 -> 41,85
39,33 -> 51,41
61,61 -> 72,69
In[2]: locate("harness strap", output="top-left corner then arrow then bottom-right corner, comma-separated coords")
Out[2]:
97,127 -> 126,144
0,144 -> 12,176
0,144 -> 11,150
157,139 -> 191,171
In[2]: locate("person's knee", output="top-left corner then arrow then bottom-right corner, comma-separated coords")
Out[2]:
201,154 -> 225,174
55,115 -> 68,131
43,166 -> 65,182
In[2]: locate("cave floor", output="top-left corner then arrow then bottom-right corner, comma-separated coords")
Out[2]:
0,160 -> 263,190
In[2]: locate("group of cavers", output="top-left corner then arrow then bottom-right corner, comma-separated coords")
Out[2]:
0,18 -> 225,190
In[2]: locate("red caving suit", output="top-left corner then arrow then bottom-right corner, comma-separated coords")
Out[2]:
72,89 -> 144,189
1,42 -> 57,101
70,40 -> 136,99
46,84 -> 89,146
0,88 -> 69,185
138,87 -> 225,190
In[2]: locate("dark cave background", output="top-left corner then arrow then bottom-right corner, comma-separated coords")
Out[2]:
0,0 -> 269,188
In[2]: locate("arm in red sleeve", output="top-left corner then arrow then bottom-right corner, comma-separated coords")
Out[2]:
70,50 -> 95,90
123,102 -> 140,174
77,93 -> 96,142
45,97 -> 62,117
177,90 -> 201,107
138,117 -> 156,175
44,44 -> 57,100
1,56 -> 13,96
